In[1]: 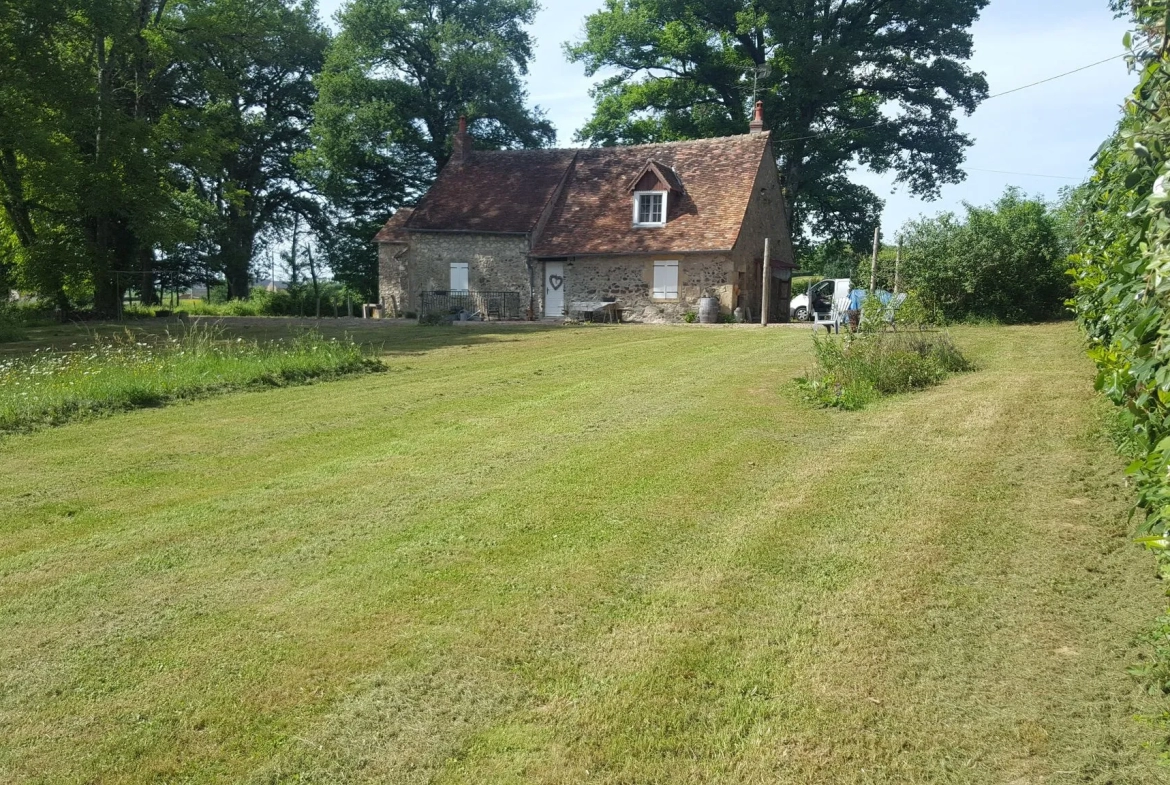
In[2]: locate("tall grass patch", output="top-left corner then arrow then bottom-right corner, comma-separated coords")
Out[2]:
799,329 -> 972,410
0,324 -> 382,432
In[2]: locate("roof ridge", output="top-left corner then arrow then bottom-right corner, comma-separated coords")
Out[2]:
469,132 -> 769,157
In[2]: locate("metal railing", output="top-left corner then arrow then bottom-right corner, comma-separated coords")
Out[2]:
419,290 -> 524,321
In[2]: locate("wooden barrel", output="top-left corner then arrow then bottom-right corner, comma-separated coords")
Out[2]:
698,297 -> 720,324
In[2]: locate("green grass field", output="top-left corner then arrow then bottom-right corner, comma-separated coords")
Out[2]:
1,321 -> 1166,783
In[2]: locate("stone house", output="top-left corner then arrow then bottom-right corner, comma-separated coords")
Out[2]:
375,104 -> 797,323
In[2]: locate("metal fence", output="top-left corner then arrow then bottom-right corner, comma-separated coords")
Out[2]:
419,291 -> 524,321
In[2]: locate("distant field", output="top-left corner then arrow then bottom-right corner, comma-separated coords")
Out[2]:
0,321 -> 1164,783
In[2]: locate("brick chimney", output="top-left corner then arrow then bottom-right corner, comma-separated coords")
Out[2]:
451,115 -> 473,165
749,101 -> 766,135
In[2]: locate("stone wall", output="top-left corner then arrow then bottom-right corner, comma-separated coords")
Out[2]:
376,142 -> 793,323
558,254 -> 734,323
731,139 -> 796,322
379,233 -> 533,317
378,243 -> 409,317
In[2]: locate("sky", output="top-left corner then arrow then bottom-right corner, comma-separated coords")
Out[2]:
317,0 -> 1137,236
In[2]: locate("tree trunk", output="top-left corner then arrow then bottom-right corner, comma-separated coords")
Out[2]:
138,246 -> 158,305
781,139 -> 805,234
307,244 -> 320,318
221,208 -> 254,300
0,148 -> 37,249
288,214 -> 300,286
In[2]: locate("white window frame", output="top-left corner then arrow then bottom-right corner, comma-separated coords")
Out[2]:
449,262 -> 469,293
652,261 -> 679,301
633,191 -> 668,227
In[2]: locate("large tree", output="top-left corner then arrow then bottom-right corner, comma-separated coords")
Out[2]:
0,0 -> 192,312
172,0 -> 329,299
306,0 -> 555,298
0,0 -> 327,309
567,0 -> 990,251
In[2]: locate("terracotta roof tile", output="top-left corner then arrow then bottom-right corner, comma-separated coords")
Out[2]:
379,134 -> 774,257
374,208 -> 414,243
405,149 -> 577,234
533,133 -> 772,257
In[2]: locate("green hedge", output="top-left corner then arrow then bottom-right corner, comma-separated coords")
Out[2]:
1071,4 -> 1170,750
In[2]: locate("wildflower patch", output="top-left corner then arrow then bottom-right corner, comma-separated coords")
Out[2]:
0,325 -> 382,433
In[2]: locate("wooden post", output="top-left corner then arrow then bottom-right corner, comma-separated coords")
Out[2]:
869,226 -> 880,293
894,236 -> 902,294
761,238 -> 772,326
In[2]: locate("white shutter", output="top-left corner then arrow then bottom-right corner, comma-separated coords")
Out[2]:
653,262 -> 679,299
450,263 -> 469,292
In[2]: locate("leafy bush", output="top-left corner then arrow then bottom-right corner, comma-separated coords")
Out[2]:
799,330 -> 971,410
150,283 -> 364,319
683,311 -> 698,323
898,188 -> 1071,324
798,298 -> 971,410
1071,3 -> 1170,736
0,325 -> 382,432
0,315 -> 28,343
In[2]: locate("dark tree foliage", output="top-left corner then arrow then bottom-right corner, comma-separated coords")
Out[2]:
0,0 -> 327,308
306,0 -> 556,298
172,0 -> 329,299
567,0 -> 990,251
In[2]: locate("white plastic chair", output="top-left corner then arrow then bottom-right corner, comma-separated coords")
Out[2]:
813,296 -> 850,334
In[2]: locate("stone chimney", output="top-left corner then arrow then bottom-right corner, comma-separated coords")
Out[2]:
451,115 -> 473,165
749,101 -> 766,135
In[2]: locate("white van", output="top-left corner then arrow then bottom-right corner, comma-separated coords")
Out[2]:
789,278 -> 852,321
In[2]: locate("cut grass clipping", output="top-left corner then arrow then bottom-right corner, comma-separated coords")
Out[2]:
0,324 -> 382,432
799,329 -> 972,410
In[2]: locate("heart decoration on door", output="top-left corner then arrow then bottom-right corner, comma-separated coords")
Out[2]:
549,275 -> 564,291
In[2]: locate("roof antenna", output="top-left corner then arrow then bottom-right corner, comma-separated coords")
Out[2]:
750,63 -> 771,104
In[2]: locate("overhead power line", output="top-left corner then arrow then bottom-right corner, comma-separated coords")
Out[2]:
985,54 -> 1127,99
966,167 -> 1081,181
776,53 -> 1129,144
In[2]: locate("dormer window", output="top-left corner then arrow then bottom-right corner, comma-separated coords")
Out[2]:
634,191 -> 667,227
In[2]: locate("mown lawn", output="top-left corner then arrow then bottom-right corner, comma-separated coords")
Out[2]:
0,322 -> 1165,783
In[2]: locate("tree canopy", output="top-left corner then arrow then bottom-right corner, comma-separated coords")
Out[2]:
305,0 -> 555,297
897,188 -> 1070,324
567,0 -> 990,251
0,0 -> 553,307
0,0 -> 329,310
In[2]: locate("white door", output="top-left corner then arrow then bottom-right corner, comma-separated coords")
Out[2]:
545,262 -> 565,317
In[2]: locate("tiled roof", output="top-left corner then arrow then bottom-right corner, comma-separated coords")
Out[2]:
374,208 -> 414,243
533,133 -> 772,257
404,149 -> 577,234
379,133 -> 773,257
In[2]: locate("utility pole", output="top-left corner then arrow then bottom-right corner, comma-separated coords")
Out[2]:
894,236 -> 903,295
870,226 -> 880,293
761,238 -> 772,326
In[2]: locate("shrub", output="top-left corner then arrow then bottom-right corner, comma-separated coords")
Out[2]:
798,321 -> 972,411
0,315 -> 28,343
898,188 -> 1070,324
1071,2 -> 1170,734
0,324 -> 383,432
683,311 -> 698,323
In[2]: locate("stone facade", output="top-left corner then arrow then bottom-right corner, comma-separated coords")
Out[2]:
553,254 -> 734,323
729,143 -> 795,322
380,233 -> 533,318
375,134 -> 796,323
